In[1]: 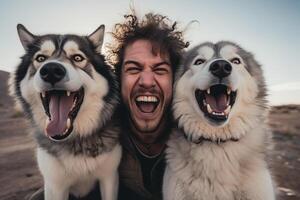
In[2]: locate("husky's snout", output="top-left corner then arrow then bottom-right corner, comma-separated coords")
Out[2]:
209,59 -> 232,79
40,62 -> 66,85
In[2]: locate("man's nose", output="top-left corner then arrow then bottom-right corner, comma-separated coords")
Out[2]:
139,71 -> 155,88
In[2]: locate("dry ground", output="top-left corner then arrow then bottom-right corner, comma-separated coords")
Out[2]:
0,70 -> 299,200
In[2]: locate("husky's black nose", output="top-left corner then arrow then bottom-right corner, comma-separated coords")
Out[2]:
40,63 -> 66,85
209,60 -> 232,78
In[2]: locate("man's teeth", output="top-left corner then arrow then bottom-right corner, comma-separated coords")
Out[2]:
136,96 -> 158,102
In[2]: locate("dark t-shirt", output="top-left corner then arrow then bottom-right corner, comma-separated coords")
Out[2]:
131,139 -> 165,195
118,135 -> 166,200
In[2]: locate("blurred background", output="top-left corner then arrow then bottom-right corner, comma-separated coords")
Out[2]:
0,1 -> 299,199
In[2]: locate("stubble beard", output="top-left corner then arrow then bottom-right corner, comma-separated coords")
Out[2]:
129,107 -> 171,144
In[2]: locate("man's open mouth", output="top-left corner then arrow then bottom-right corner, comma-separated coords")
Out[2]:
40,88 -> 84,141
135,95 -> 159,113
195,84 -> 237,123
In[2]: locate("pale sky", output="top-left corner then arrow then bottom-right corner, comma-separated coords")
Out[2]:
0,0 -> 299,105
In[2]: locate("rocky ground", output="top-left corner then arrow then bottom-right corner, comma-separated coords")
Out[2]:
0,70 -> 299,200
269,105 -> 300,200
0,71 -> 42,200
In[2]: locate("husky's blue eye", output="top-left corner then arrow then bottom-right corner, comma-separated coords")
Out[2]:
231,58 -> 241,64
73,54 -> 85,62
194,59 -> 205,65
35,54 -> 47,62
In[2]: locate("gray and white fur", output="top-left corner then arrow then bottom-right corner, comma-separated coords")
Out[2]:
163,41 -> 276,200
9,24 -> 121,200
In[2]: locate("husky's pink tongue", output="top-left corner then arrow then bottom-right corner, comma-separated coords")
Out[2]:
205,93 -> 228,111
45,94 -> 74,137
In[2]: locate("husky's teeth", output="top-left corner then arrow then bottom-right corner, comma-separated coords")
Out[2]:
67,118 -> 71,129
212,111 -> 225,116
227,88 -> 231,95
207,104 -> 213,114
45,118 -> 50,134
67,91 -> 71,96
207,88 -> 210,94
224,105 -> 231,115
41,92 -> 46,98
63,128 -> 69,135
203,99 -> 207,106
63,119 -> 71,135
46,118 -> 50,125
71,102 -> 76,110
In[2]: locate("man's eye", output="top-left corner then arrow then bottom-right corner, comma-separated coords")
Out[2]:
126,67 -> 141,74
35,54 -> 47,63
154,68 -> 169,75
72,54 -> 85,62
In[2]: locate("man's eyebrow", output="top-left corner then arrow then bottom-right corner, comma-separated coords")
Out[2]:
152,61 -> 171,68
123,60 -> 142,68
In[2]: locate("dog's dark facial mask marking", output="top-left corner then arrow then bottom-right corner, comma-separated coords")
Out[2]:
16,24 -> 108,141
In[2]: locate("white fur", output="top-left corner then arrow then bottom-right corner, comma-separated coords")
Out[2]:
163,43 -> 276,200
39,40 -> 56,56
72,67 -> 109,136
63,41 -> 88,68
12,31 -> 120,200
33,40 -> 56,69
38,145 -> 121,200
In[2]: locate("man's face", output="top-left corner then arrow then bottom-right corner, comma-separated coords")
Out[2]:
121,39 -> 173,142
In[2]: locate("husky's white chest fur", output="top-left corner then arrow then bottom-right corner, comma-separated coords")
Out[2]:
37,144 -> 121,198
164,128 -> 274,200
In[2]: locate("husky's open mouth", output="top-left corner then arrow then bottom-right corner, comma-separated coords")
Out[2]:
40,88 -> 84,141
195,84 -> 237,123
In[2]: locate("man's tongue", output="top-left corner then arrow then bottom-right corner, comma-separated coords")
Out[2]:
137,102 -> 156,113
205,93 -> 228,112
45,94 -> 74,137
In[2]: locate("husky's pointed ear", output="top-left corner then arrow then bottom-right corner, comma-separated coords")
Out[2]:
17,24 -> 36,50
88,25 -> 105,53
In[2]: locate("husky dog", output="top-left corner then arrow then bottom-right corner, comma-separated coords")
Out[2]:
9,24 -> 121,200
163,41 -> 276,200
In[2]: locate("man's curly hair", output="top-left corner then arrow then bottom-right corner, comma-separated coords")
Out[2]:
107,12 -> 188,80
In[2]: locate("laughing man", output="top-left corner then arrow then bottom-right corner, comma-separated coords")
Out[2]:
109,12 -> 187,200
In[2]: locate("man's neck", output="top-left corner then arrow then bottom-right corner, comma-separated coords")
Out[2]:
130,134 -> 166,157
129,119 -> 170,156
